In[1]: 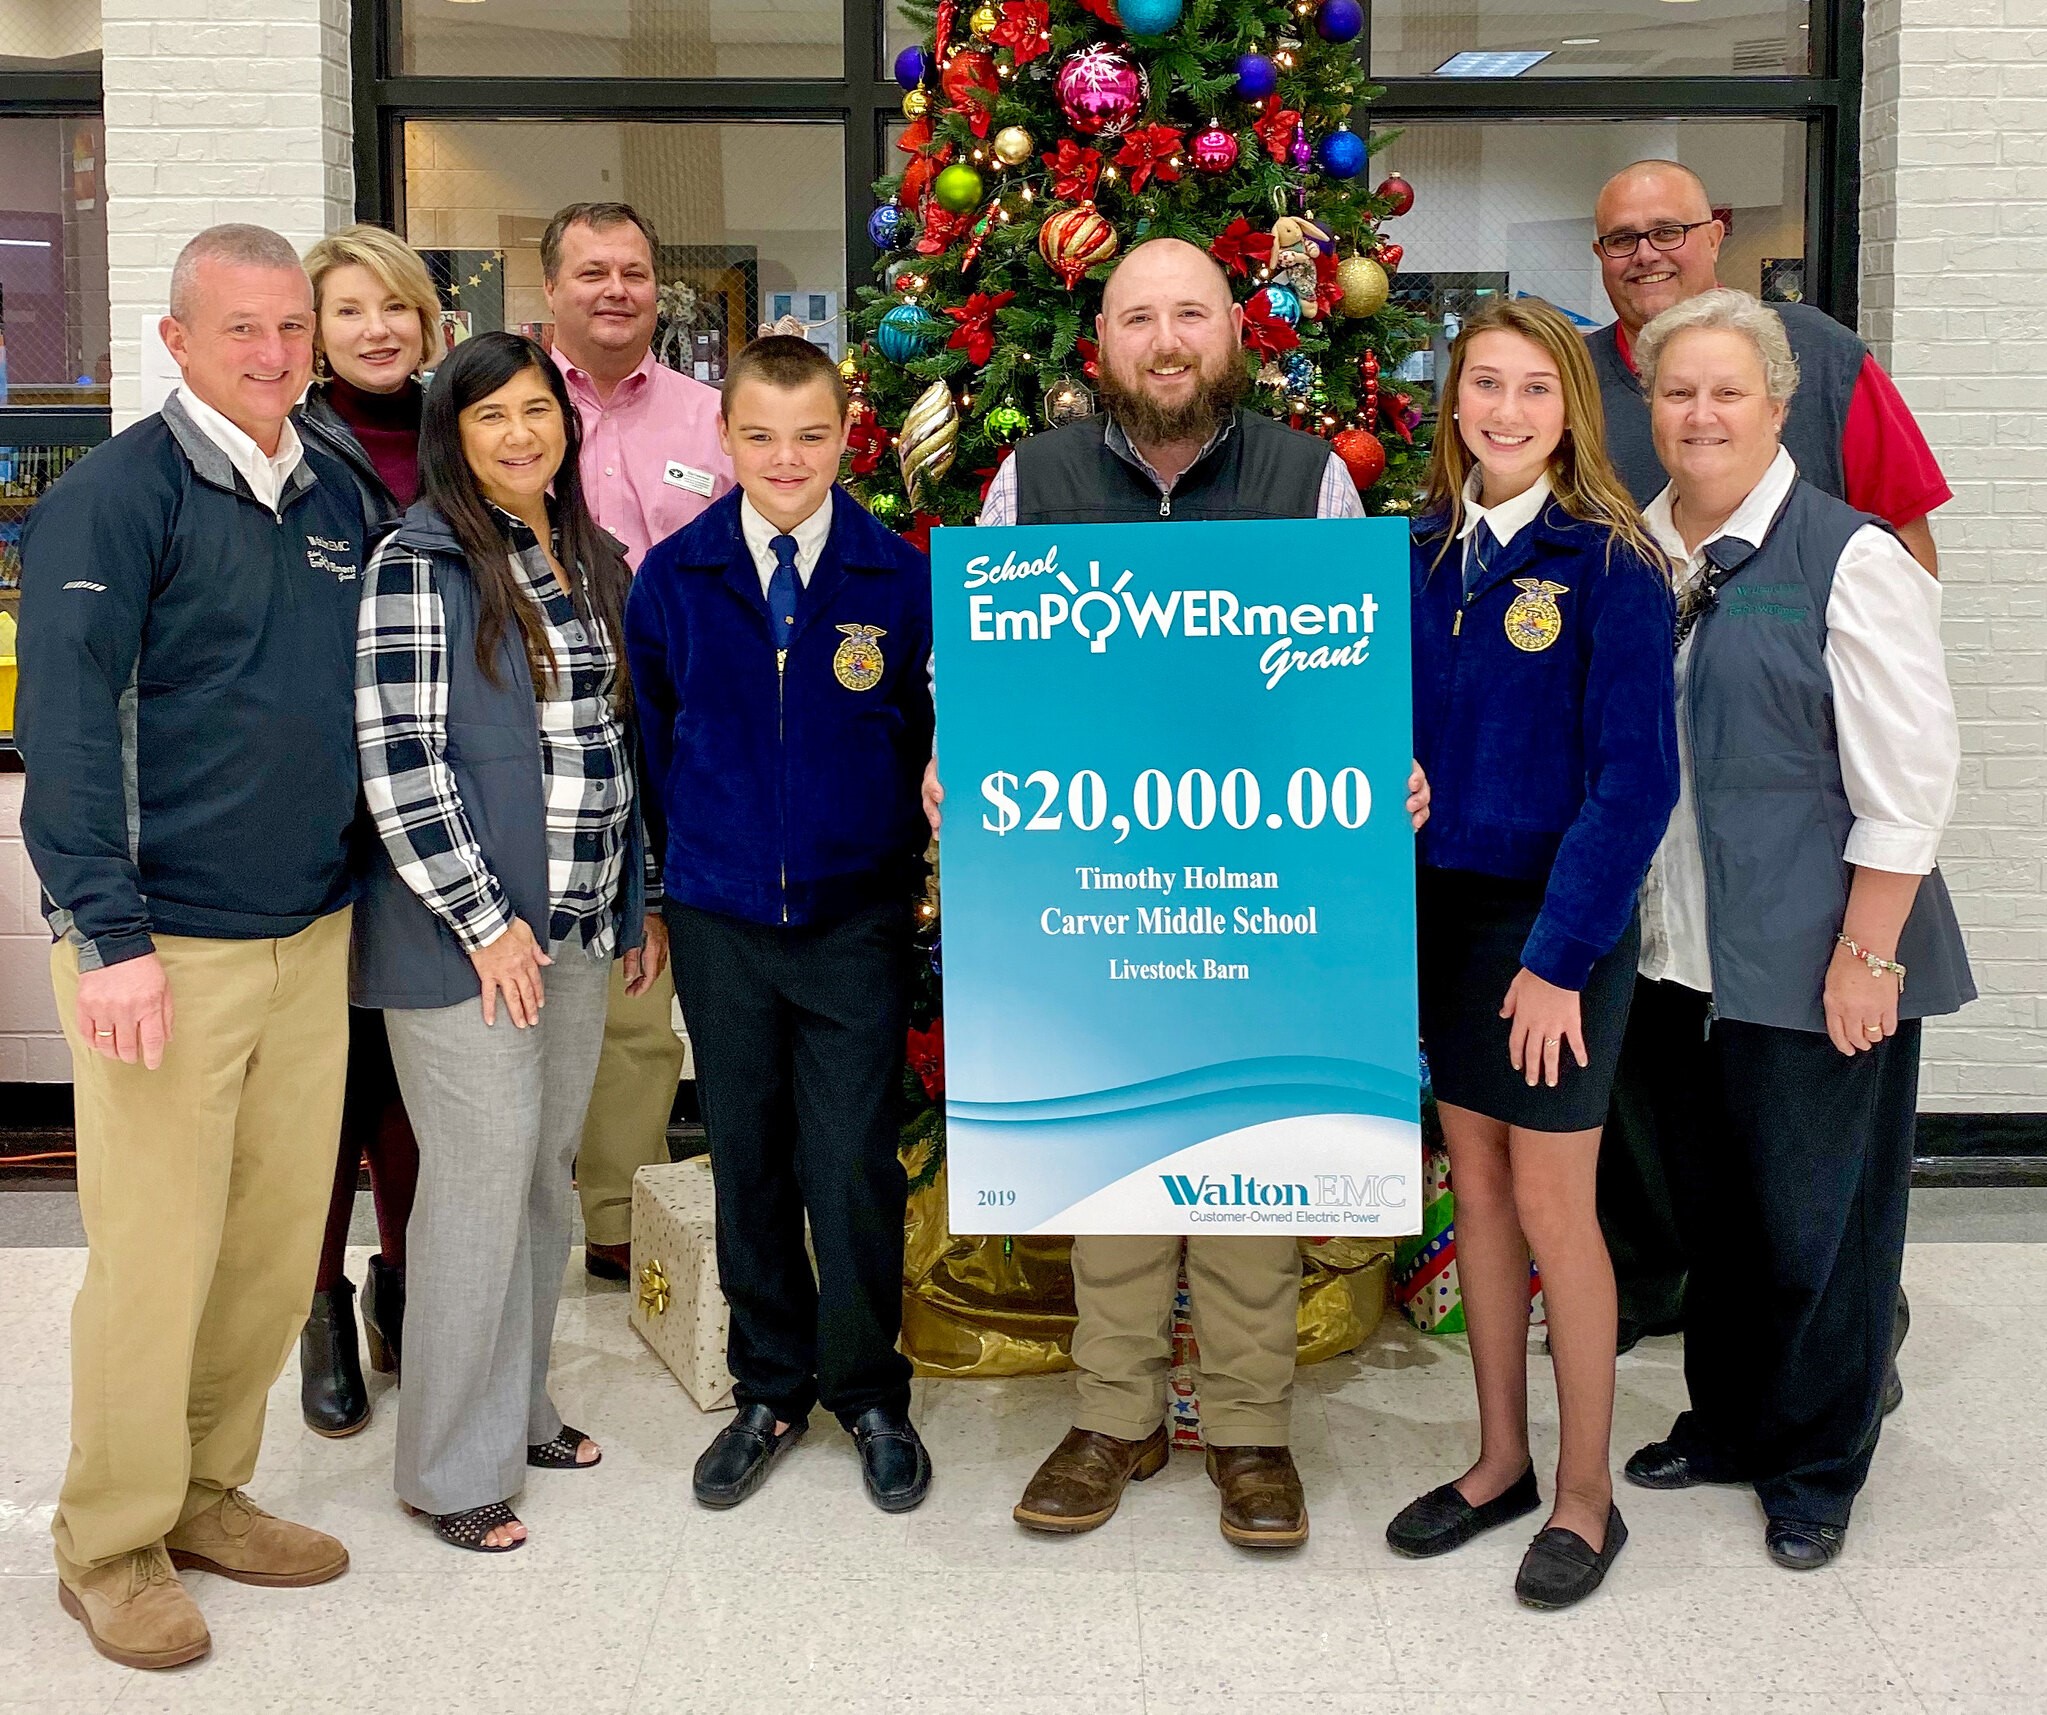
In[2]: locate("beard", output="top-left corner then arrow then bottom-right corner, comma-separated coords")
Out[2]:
1098,345 -> 1249,446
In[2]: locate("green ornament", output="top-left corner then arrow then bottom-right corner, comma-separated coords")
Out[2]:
868,491 -> 905,523
934,163 -> 986,214
985,401 -> 1030,442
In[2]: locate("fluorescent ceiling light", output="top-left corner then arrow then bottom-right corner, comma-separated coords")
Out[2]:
1434,49 -> 1552,75
0,238 -> 54,248
1561,37 -> 1600,44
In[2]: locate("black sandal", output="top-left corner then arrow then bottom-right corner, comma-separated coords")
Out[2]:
527,1424 -> 601,1470
418,1500 -> 525,1553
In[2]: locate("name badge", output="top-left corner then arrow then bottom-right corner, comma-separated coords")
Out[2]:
663,461 -> 717,497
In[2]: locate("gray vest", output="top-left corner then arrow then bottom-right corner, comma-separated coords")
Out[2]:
1591,300 -> 1865,509
350,503 -> 645,1010
1013,409 -> 1328,523
1686,479 -> 1973,1032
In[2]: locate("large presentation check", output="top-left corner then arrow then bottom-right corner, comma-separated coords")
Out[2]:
932,516 -> 1420,1238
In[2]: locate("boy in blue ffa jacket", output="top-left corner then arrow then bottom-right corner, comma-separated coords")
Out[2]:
625,335 -> 935,1513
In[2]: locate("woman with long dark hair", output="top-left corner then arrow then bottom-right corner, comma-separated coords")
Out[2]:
353,331 -> 666,1552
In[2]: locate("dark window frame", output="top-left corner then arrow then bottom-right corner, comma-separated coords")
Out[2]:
356,0 -> 1862,326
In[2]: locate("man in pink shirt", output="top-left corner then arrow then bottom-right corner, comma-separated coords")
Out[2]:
543,201 -> 734,1276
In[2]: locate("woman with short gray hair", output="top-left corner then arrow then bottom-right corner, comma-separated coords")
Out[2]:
1610,289 -> 1973,1570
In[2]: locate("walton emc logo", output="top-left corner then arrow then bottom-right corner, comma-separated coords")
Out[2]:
1160,1171 -> 1409,1212
960,542 -> 1379,689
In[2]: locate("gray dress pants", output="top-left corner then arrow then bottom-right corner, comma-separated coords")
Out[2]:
383,941 -> 612,1516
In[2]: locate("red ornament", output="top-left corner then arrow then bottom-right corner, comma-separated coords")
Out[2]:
1038,202 -> 1119,288
1074,0 -> 1122,24
940,49 -> 1000,136
1332,428 -> 1387,492
1376,241 -> 1404,273
1375,173 -> 1415,217
1056,46 -> 1147,139
1190,126 -> 1239,175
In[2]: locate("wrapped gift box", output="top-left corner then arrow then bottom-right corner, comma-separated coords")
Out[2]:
628,1158 -> 733,1410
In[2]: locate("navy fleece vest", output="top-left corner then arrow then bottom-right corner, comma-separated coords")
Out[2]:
1012,409 -> 1328,523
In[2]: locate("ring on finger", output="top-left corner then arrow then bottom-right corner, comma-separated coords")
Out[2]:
1544,1036 -> 1560,1049
1864,1024 -> 1884,1038
94,1028 -> 114,1038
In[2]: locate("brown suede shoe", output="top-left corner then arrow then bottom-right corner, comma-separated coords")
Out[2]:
1013,1425 -> 1170,1533
164,1489 -> 349,1588
57,1544 -> 211,1671
1205,1444 -> 1309,1548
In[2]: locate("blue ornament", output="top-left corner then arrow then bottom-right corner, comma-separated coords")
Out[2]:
1118,0 -> 1184,32
894,45 -> 927,90
867,205 -> 904,249
1281,352 -> 1316,393
1235,53 -> 1278,101
1316,127 -> 1367,181
1259,283 -> 1302,325
1316,0 -> 1365,42
878,303 -> 941,365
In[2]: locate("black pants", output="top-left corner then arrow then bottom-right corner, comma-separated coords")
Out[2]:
666,898 -> 915,1426
1612,978 -> 1919,1527
1599,1007 -> 1690,1332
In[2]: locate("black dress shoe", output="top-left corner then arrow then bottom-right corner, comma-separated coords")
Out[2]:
1765,1518 -> 1845,1570
1515,1505 -> 1628,1609
850,1407 -> 932,1513
584,1241 -> 630,1283
1386,1466 -> 1540,1558
693,1403 -> 806,1508
300,1279 -> 370,1437
361,1254 -> 405,1377
1623,1439 -> 1742,1490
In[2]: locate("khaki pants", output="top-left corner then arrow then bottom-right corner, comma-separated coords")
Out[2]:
50,910 -> 350,1573
574,956 -> 684,1246
1070,1233 -> 1300,1447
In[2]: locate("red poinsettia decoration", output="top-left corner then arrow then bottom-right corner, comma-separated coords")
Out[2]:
906,1020 -> 946,1101
1042,139 -> 1103,203
901,512 -> 945,554
1074,0 -> 1121,25
944,289 -> 1016,365
915,202 -> 973,256
1209,217 -> 1274,279
1312,243 -> 1342,317
990,0 -> 1053,66
1075,335 -> 1099,379
1113,124 -> 1185,194
1241,295 -> 1302,360
1252,105 -> 1303,163
940,49 -> 1001,138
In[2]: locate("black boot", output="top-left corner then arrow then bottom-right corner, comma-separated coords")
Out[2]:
362,1253 -> 406,1377
300,1279 -> 370,1437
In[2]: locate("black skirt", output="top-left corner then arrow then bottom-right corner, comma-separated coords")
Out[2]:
1418,865 -> 1639,1133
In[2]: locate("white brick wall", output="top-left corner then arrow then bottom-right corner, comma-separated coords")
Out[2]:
1863,0 -> 2047,1112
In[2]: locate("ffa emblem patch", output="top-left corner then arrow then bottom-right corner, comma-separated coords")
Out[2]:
832,624 -> 887,691
1503,579 -> 1568,653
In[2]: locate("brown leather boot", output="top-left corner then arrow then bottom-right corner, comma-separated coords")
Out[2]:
1206,1444 -> 1309,1548
57,1544 -> 211,1670
1013,1425 -> 1170,1533
164,1489 -> 349,1587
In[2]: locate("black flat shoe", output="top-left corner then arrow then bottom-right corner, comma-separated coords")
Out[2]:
361,1254 -> 405,1377
850,1407 -> 932,1513
693,1403 -> 805,1509
1515,1505 -> 1627,1609
1623,1439 -> 1743,1491
1765,1518 -> 1845,1570
1385,1466 -> 1540,1558
299,1279 -> 370,1437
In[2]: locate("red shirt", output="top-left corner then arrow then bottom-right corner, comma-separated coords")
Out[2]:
1614,322 -> 1951,530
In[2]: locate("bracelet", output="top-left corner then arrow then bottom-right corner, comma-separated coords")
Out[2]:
1836,932 -> 1907,994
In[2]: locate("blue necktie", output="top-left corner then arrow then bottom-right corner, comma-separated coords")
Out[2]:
768,534 -> 800,647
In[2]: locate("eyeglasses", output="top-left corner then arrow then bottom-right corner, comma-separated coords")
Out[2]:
1595,220 -> 1715,261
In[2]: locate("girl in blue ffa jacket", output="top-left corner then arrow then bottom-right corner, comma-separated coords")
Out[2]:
624,336 -> 936,1516
1385,298 -> 1679,1609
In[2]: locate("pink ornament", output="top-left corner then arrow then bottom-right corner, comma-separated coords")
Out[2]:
1191,126 -> 1239,174
1055,46 -> 1148,138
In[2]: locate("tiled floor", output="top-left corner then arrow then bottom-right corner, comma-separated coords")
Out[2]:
5,1236 -> 2047,1714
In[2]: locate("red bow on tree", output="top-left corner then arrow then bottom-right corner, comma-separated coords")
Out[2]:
990,0 -> 1053,66
1241,295 -> 1302,360
1312,243 -> 1341,316
1209,217 -> 1274,278
900,143 -> 951,212
944,289 -> 1016,365
1253,105 -> 1303,163
1041,140 -> 1103,202
1074,0 -> 1122,25
1075,335 -> 1099,379
906,1020 -> 946,1101
848,411 -> 887,477
902,512 -> 945,553
1113,124 -> 1185,194
896,115 -> 933,157
916,202 -> 973,255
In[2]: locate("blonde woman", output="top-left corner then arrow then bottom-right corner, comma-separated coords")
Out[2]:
294,224 -> 441,1437
1386,298 -> 1678,1607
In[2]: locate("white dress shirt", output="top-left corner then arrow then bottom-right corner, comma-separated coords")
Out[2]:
1456,468 -> 1550,585
739,493 -> 833,595
173,384 -> 305,515
1636,446 -> 1960,993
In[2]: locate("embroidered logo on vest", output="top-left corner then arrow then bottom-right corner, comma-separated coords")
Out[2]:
1503,579 -> 1567,652
832,623 -> 887,690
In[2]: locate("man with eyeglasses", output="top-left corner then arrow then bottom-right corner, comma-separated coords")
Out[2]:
1587,159 -> 1948,580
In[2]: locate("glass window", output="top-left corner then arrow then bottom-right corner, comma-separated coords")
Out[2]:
1366,119 -> 1807,396
882,1 -> 921,78
1370,0 -> 1810,79
0,0 -> 100,71
389,0 -> 843,80
402,120 -> 848,379
0,115 -> 111,408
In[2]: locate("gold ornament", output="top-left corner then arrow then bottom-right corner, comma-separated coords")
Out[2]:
838,351 -> 866,384
970,3 -> 999,34
1334,254 -> 1391,319
903,88 -> 931,120
1037,202 -> 1120,289
992,125 -> 1035,167
898,379 -> 960,503
637,1259 -> 670,1318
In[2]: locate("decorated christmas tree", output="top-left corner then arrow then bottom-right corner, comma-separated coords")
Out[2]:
843,0 -> 1435,538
